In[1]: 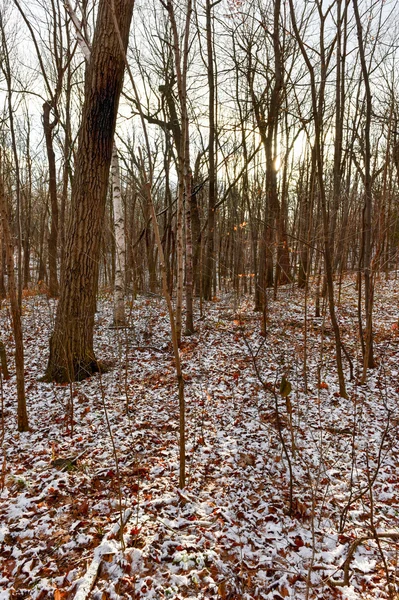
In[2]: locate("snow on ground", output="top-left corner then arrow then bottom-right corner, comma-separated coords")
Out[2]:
1,275 -> 399,599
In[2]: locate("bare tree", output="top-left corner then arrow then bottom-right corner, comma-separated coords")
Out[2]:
46,0 -> 134,382
203,0 -> 218,301
0,9 -> 23,307
111,143 -> 127,326
353,0 -> 374,379
65,0 -> 127,327
0,151 -> 29,431
13,0 -> 75,297
165,0 -> 194,337
288,0 -> 348,398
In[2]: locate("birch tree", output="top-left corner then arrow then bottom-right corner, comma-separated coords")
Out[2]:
111,143 -> 127,326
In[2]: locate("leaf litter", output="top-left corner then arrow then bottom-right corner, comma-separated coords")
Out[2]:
0,276 -> 399,599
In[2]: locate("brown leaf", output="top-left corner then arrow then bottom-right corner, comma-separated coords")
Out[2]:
238,453 -> 255,467
77,501 -> 89,515
218,580 -> 227,598
293,535 -> 305,548
103,553 -> 115,563
280,376 -> 292,397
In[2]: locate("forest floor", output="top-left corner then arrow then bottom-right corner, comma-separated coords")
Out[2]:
1,275 -> 399,600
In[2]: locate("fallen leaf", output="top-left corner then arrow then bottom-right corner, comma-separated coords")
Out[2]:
280,376 -> 292,397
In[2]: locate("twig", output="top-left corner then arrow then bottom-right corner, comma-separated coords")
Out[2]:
98,372 -> 126,548
73,509 -> 133,600
238,321 -> 294,514
57,448 -> 89,472
330,531 -> 399,587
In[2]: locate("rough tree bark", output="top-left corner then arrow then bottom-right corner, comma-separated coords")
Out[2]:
45,0 -> 134,382
65,1 -> 127,326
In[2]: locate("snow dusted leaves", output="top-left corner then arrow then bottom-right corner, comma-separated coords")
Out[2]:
1,279 -> 399,598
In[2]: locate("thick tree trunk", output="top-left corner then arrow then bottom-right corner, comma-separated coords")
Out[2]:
46,0 -> 134,383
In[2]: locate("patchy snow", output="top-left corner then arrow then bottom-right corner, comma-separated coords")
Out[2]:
0,279 -> 399,598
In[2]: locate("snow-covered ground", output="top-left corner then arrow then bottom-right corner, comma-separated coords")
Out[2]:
1,276 -> 399,599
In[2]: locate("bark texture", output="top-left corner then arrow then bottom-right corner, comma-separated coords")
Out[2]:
0,153 -> 29,430
203,0 -> 216,301
111,143 -> 127,326
46,0 -> 134,382
43,101 -> 60,297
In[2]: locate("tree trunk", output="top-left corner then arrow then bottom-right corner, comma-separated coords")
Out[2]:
0,18 -> 23,309
203,0 -> 216,301
0,228 -> 6,299
23,113 -> 32,289
167,0 -> 193,339
37,199 -> 48,284
353,0 -> 374,378
289,0 -> 347,398
0,152 -> 29,431
111,144 -> 127,326
43,101 -> 60,297
60,41 -> 72,275
46,0 -> 134,383
184,147 -> 194,334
